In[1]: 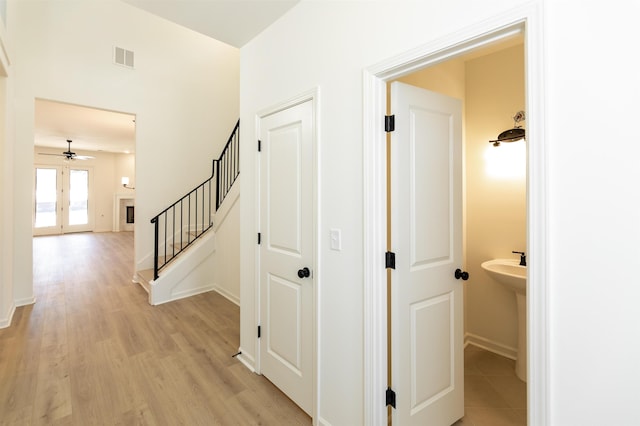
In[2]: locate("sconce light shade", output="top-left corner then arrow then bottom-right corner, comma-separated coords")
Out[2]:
489,110 -> 526,146
121,176 -> 135,189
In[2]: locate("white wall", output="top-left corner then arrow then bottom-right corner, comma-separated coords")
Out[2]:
465,44 -> 526,354
545,1 -> 640,423
212,186 -> 240,304
8,0 -> 239,308
115,153 -> 135,194
241,0 -> 640,424
0,7 -> 13,326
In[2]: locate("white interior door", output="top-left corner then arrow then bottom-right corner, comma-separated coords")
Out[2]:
259,99 -> 314,415
33,165 -> 93,235
390,82 -> 464,425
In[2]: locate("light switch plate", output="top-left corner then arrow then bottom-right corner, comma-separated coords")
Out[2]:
330,228 -> 342,251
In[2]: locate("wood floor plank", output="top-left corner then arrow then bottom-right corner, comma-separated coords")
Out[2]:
0,232 -> 310,425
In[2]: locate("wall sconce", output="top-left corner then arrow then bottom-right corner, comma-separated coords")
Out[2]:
121,176 -> 135,189
489,110 -> 526,146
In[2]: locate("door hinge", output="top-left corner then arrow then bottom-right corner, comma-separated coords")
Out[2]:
386,387 -> 396,408
385,115 -> 395,132
257,233 -> 261,245
385,251 -> 396,269
258,140 -> 261,152
257,325 -> 261,338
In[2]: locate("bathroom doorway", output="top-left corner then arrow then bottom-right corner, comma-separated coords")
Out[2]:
387,36 -> 527,425
363,10 -> 548,425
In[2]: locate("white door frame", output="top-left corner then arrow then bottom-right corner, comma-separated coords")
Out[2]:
363,4 -> 548,425
255,88 -> 320,422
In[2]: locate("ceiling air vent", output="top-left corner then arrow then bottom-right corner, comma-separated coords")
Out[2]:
114,46 -> 134,69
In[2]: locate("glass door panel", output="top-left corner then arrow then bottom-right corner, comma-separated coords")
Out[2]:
34,167 -> 62,235
63,167 -> 93,233
35,168 -> 58,227
68,169 -> 89,226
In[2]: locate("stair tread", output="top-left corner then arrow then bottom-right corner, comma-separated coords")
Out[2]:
138,269 -> 154,282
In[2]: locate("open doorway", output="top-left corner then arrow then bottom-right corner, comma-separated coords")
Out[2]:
387,37 -> 526,425
363,8 -> 548,425
33,99 -> 136,236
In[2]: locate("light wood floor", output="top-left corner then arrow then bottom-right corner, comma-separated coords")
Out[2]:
0,232 -> 311,425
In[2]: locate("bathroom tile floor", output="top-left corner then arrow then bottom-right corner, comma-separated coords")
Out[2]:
453,345 -> 527,426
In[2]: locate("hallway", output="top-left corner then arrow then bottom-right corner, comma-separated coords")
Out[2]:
0,232 -> 310,425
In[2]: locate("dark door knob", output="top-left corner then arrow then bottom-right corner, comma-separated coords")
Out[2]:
454,269 -> 469,280
297,267 -> 310,278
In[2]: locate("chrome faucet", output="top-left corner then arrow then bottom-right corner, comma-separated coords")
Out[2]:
512,251 -> 526,266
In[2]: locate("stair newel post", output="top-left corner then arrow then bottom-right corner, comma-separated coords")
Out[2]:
201,183 -> 205,236
152,217 -> 159,280
215,158 -> 220,211
209,160 -> 213,225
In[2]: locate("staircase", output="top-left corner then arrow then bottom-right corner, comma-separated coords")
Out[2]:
135,120 -> 240,305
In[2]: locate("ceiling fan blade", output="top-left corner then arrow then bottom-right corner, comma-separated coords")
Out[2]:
38,153 -> 66,157
74,155 -> 95,160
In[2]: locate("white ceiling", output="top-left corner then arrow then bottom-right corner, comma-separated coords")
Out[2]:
122,0 -> 300,48
34,1 -> 299,156
35,99 -> 136,154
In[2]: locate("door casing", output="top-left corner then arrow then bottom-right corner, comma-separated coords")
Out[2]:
255,88 -> 320,422
363,5 -> 548,425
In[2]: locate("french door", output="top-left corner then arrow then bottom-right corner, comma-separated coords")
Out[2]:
34,165 -> 93,235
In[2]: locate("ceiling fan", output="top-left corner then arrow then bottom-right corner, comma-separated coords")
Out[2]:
39,139 -> 95,160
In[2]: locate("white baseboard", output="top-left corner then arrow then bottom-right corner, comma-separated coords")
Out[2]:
212,284 -> 239,306
236,347 -> 256,373
154,284 -> 215,306
0,303 -> 16,329
15,296 -> 36,307
317,417 -> 333,426
465,332 -> 517,360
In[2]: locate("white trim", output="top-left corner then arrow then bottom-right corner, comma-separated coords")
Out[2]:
363,3 -> 548,425
212,284 -> 240,306
317,417 -> 333,426
362,69 -> 388,426
15,296 -> 36,307
255,88 -> 321,424
236,348 -> 256,373
166,283 -> 215,303
0,303 -> 15,329
465,332 -> 517,361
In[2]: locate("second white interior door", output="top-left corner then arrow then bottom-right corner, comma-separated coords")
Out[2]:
258,99 -> 314,415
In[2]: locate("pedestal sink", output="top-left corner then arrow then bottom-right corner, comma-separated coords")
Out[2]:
480,259 -> 527,381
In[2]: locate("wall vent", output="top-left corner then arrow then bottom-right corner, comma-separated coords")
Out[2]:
114,46 -> 134,68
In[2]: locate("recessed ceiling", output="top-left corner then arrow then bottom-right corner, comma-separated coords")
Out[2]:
122,0 -> 300,47
34,99 -> 136,154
